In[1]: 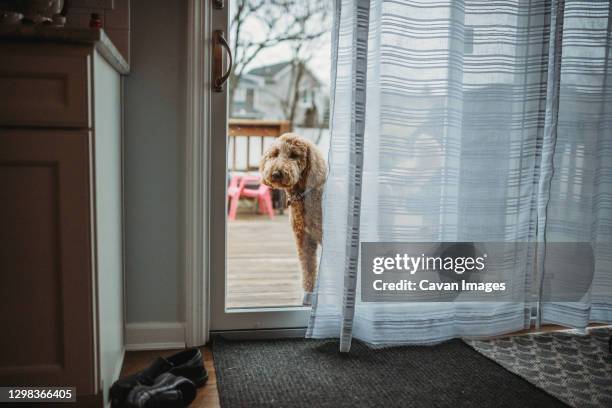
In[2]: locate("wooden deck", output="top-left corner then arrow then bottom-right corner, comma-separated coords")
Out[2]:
227,209 -> 303,308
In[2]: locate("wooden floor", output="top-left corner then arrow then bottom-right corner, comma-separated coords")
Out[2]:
227,209 -> 303,308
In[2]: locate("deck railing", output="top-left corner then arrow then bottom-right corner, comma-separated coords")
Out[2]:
228,119 -> 291,171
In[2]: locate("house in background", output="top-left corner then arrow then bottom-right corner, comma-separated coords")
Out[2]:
231,60 -> 330,128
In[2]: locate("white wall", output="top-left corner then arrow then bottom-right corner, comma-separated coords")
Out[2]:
124,0 -> 187,329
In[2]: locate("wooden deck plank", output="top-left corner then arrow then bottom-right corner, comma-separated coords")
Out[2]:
227,210 -> 303,308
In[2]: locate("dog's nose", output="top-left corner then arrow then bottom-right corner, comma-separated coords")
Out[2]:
271,171 -> 282,181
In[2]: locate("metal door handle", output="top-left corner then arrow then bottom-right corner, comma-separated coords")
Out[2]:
213,30 -> 233,92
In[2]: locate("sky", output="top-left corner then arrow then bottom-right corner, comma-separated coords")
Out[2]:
249,34 -> 331,86
232,2 -> 332,86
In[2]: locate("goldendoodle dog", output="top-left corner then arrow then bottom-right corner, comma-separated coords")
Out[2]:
259,133 -> 327,305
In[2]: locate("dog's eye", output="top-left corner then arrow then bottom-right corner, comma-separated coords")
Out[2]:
289,151 -> 300,159
271,150 -> 279,158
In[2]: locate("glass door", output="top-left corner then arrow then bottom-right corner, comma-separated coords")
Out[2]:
209,0 -> 331,332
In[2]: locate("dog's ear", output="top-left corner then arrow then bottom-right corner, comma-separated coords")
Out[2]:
259,149 -> 272,187
304,142 -> 327,189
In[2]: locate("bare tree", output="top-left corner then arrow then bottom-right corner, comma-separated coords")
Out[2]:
229,0 -> 329,120
281,45 -> 309,128
285,60 -> 306,127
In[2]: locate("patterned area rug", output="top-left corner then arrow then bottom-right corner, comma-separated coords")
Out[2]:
465,328 -> 612,408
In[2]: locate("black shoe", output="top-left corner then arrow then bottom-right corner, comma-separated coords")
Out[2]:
125,373 -> 196,408
110,348 -> 207,407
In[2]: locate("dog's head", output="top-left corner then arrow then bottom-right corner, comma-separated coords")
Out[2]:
259,133 -> 326,190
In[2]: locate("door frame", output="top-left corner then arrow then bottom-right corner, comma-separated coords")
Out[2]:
185,0 -> 211,347
185,0 -> 309,346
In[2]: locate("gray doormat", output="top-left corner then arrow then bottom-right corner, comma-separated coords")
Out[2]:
212,337 -> 567,408
465,328 -> 612,408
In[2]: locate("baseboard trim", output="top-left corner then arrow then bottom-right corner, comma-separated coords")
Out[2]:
125,322 -> 186,351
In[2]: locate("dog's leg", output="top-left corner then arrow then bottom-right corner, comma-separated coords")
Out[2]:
295,232 -> 318,305
299,234 -> 318,292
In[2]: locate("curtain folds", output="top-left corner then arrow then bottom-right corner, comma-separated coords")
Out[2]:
307,0 -> 612,350
540,0 -> 612,327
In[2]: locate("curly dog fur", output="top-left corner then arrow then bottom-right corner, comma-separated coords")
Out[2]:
260,133 -> 326,299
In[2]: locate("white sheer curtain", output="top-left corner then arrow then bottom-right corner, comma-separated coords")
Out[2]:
307,0 -> 612,351
539,0 -> 612,327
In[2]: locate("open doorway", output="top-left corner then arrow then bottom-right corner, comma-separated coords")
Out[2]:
225,1 -> 331,310
208,0 -> 332,331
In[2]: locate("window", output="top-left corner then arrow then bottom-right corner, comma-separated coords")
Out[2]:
300,89 -> 313,106
234,87 -> 246,103
246,88 -> 255,109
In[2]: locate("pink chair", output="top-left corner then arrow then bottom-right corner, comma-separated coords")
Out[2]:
227,175 -> 243,220
228,175 -> 275,220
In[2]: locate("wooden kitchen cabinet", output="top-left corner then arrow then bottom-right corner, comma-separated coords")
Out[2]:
0,129 -> 95,392
0,32 -> 128,407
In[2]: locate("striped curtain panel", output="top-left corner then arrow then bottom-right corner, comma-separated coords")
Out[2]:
307,0 -> 612,351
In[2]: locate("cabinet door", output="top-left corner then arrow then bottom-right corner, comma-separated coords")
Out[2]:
0,44 -> 90,128
0,130 -> 95,394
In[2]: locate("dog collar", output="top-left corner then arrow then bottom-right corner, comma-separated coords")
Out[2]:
287,187 -> 314,205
